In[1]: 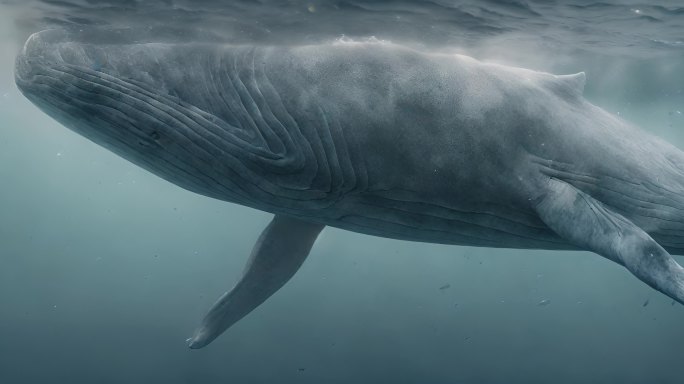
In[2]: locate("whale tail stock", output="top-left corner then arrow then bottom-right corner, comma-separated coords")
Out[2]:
187,215 -> 324,349
535,178 -> 684,304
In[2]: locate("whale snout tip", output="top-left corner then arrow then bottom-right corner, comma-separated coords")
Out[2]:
14,53 -> 31,86
15,30 -> 63,86
15,29 -> 72,83
22,29 -> 70,54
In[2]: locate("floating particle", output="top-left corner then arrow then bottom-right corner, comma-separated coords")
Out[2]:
643,299 -> 650,307
537,299 -> 551,307
439,284 -> 451,291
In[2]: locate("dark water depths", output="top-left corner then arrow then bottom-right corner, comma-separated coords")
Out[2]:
1,1 -> 684,383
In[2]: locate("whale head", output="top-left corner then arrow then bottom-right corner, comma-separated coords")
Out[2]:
14,30 -> 252,203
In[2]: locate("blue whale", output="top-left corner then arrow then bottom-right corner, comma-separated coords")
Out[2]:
15,30 -> 684,348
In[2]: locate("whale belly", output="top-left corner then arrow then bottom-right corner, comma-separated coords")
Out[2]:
321,191 -> 577,250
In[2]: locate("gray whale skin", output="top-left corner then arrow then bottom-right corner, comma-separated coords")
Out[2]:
15,29 -> 684,349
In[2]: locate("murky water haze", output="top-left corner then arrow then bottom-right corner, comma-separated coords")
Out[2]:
1,1 -> 684,383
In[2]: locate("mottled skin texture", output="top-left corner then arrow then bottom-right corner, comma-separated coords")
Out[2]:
15,30 -> 684,349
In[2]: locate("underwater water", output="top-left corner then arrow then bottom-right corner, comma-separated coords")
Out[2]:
1,1 -> 684,383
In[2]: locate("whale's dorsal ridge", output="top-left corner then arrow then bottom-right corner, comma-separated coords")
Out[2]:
553,71 -> 586,98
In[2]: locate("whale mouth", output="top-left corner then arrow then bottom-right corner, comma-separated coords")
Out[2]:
17,59 -> 163,149
14,30 -> 244,154
15,30 -> 171,150
14,30 -> 250,201
14,30 -> 322,208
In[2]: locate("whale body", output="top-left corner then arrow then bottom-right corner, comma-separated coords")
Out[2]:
14,30 -> 684,349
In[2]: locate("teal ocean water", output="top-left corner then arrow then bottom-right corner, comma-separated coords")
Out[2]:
1,1 -> 684,383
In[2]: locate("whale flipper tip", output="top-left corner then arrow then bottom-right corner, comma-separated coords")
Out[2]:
187,334 -> 207,349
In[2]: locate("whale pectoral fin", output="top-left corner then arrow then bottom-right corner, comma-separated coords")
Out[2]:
187,215 -> 324,349
535,178 -> 684,304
